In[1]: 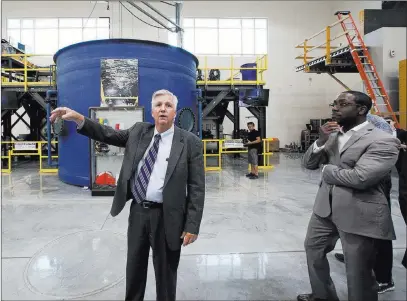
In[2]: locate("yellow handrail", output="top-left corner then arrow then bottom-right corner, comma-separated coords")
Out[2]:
295,14 -> 352,69
203,137 -> 275,171
1,140 -> 58,173
1,53 -> 56,91
197,54 -> 268,86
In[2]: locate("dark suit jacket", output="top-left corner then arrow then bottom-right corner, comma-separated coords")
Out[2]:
78,117 -> 205,250
396,128 -> 407,175
302,124 -> 400,240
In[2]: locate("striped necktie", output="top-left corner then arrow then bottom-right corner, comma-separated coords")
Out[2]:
131,134 -> 161,203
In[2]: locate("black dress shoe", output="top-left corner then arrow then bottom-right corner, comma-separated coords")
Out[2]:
334,253 -> 345,263
297,293 -> 337,301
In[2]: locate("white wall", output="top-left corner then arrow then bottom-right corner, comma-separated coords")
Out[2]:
1,1 -> 381,145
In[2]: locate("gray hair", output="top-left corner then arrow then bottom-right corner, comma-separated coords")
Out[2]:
151,89 -> 178,110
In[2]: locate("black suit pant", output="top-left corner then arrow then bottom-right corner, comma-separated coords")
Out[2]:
125,201 -> 181,301
399,172 -> 407,268
373,176 -> 393,283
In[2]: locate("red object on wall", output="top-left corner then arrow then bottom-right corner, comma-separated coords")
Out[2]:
95,171 -> 116,186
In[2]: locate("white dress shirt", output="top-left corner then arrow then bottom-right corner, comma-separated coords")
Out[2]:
137,125 -> 174,203
313,121 -> 370,153
77,119 -> 174,202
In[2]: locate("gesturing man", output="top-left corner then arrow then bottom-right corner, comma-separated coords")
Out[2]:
298,91 -> 400,301
50,89 -> 205,301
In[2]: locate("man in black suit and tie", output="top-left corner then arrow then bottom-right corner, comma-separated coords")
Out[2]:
50,89 -> 205,301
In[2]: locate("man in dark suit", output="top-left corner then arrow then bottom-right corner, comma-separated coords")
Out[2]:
50,89 -> 205,301
394,124 -> 407,268
298,91 -> 400,301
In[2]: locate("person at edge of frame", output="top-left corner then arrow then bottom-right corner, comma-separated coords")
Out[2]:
297,90 -> 400,301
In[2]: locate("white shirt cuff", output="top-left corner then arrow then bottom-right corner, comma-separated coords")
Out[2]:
312,141 -> 325,153
77,119 -> 85,129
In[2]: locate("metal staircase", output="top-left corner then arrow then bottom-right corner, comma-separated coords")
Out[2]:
335,11 -> 399,127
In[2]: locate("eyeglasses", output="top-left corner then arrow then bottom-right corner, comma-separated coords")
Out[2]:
329,102 -> 360,108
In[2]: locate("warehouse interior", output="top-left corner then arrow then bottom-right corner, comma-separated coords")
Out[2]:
1,0 -> 407,300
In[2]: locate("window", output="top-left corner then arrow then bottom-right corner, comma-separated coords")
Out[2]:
6,18 -> 110,54
168,18 -> 267,56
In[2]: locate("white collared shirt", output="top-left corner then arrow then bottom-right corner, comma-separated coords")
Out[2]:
313,121 -> 369,153
137,125 -> 174,203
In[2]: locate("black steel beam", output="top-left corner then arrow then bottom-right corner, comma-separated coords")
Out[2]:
29,92 -> 47,109
233,100 -> 240,139
12,111 -> 30,130
225,110 -> 234,122
202,90 -> 229,118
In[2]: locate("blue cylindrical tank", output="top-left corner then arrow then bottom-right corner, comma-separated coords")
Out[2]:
53,39 -> 198,187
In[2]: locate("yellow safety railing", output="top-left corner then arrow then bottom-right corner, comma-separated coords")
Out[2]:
197,55 -> 268,86
1,53 -> 56,91
1,141 -> 58,173
359,10 -> 365,36
294,14 -> 352,71
203,138 -> 276,172
258,138 -> 275,169
202,139 -> 222,171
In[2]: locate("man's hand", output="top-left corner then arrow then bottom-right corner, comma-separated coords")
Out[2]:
181,232 -> 198,246
50,107 -> 84,125
401,144 -> 407,150
316,121 -> 340,146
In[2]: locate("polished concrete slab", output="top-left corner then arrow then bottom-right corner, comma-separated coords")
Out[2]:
2,154 -> 406,300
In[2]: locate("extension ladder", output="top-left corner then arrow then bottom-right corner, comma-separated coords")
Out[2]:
335,11 -> 399,127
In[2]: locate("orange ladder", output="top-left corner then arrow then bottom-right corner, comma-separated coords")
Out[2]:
335,11 -> 399,127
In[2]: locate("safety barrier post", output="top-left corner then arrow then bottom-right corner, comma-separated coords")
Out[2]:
1,141 -> 59,173
23,54 -> 28,92
231,56 -> 234,86
1,150 -> 12,173
204,56 -> 208,86
202,139 -> 222,171
326,26 -> 331,65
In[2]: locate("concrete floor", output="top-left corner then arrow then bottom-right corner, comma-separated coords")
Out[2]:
1,153 -> 406,300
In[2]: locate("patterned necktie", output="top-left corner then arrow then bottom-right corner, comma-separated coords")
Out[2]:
132,134 -> 161,203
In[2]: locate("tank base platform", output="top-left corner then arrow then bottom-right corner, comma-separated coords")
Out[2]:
295,46 -> 359,73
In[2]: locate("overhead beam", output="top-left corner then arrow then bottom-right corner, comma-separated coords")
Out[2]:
327,72 -> 350,90
141,1 -> 183,32
126,1 -> 174,31
29,92 -> 47,109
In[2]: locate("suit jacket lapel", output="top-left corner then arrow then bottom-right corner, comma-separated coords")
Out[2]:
163,127 -> 184,188
340,123 -> 373,156
131,125 -> 154,173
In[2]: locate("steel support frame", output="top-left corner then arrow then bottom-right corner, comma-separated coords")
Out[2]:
126,0 -> 184,37
202,90 -> 230,118
247,106 -> 267,139
327,72 -> 351,90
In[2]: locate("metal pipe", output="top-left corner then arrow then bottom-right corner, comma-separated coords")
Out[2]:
141,1 -> 183,31
327,72 -> 350,90
46,90 -> 58,167
127,1 -> 174,31
326,26 -> 331,65
295,15 -> 350,47
175,1 -> 183,47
